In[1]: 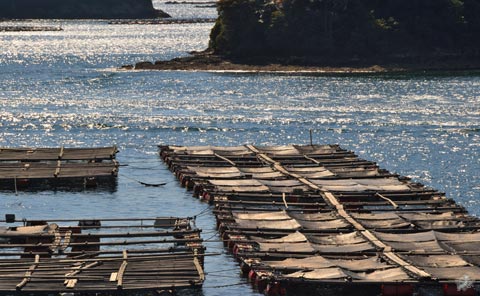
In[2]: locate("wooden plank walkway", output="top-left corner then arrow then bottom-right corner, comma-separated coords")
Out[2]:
159,144 -> 480,295
0,216 -> 204,294
0,146 -> 119,190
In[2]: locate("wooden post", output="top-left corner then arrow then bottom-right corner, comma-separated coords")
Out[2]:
309,129 -> 313,146
193,249 -> 205,282
58,145 -> 64,159
282,193 -> 289,209
14,176 -> 18,196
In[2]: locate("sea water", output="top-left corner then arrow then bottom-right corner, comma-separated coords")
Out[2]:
0,1 -> 479,295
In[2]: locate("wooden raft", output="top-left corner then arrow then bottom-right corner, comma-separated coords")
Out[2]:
0,146 -> 119,190
160,144 -> 480,295
0,216 -> 205,294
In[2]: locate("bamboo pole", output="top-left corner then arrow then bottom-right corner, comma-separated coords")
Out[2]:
0,237 -> 203,248
0,229 -> 201,239
0,250 -> 218,259
16,255 -> 39,290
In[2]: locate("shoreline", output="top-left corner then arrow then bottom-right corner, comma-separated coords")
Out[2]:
108,18 -> 215,25
127,52 -> 480,74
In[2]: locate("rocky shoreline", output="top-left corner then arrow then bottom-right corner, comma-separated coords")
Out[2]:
109,18 -> 215,25
126,52 -> 480,74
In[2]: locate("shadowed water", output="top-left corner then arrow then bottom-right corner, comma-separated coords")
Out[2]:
0,2 -> 479,295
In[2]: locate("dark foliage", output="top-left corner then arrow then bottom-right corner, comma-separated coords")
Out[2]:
209,0 -> 480,62
0,0 -> 164,19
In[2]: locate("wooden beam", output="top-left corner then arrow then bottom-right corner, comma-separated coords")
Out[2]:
117,250 -> 128,290
16,254 -> 39,290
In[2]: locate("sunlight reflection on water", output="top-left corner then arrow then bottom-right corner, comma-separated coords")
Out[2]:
0,6 -> 479,295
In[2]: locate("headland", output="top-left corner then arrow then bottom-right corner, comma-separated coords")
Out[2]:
131,0 -> 480,73
0,0 -> 170,19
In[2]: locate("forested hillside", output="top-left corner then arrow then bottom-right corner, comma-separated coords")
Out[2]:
209,0 -> 480,62
0,0 -> 167,19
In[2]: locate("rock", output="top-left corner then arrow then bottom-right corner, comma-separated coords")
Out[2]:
134,61 -> 154,69
155,9 -> 172,18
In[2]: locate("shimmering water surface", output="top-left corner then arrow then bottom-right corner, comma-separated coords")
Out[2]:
0,1 -> 479,295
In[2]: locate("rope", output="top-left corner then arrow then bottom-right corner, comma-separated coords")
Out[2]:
205,274 -> 243,279
203,282 -> 246,289
203,232 -> 221,242
205,268 -> 241,274
202,246 -> 228,251
194,211 -> 211,219
203,239 -> 223,244
192,206 -> 211,219
202,232 -> 219,242
200,230 -> 220,234
119,174 -> 172,187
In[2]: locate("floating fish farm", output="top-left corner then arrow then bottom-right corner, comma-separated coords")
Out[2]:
160,144 -> 480,296
0,215 -> 204,294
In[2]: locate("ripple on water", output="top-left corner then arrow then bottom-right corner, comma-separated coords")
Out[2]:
0,17 -> 479,295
